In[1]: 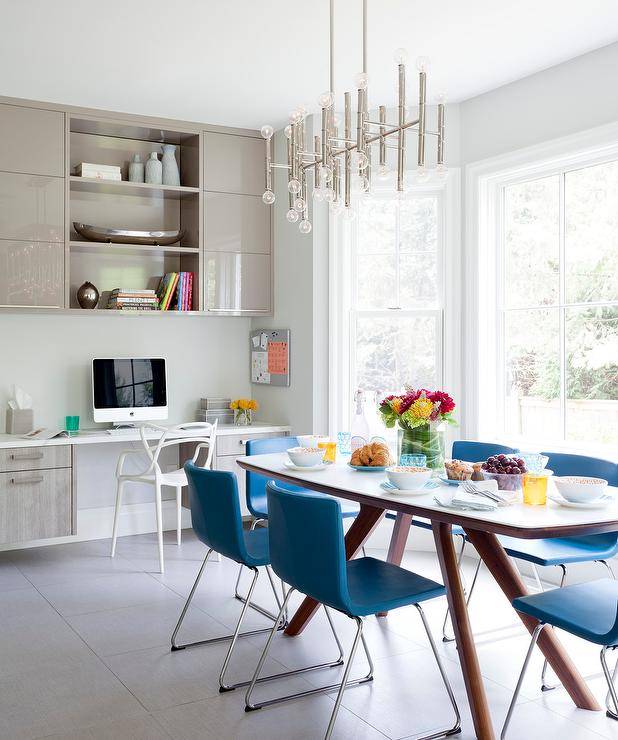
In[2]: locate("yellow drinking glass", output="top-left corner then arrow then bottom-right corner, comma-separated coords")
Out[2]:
523,471 -> 550,506
318,440 -> 337,463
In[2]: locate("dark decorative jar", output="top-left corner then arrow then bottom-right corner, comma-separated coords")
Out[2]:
76,281 -> 99,309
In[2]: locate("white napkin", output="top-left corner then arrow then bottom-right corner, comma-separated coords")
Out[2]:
464,479 -> 519,507
7,385 -> 32,410
434,491 -> 498,512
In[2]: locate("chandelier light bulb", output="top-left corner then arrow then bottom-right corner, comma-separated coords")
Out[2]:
377,164 -> 391,181
416,55 -> 430,73
313,188 -> 325,202
352,174 -> 370,193
299,219 -> 312,234
354,72 -> 369,90
434,92 -> 447,105
262,189 -> 275,205
324,187 -> 336,202
393,47 -> 408,65
351,151 -> 369,170
319,164 -> 333,183
286,208 -> 300,223
332,112 -> 342,127
288,179 -> 301,195
289,109 -> 303,124
344,207 -> 357,222
317,91 -> 335,108
294,196 -> 306,212
330,201 -> 344,216
416,165 -> 430,183
435,164 -> 448,179
283,124 -> 292,139
260,125 -> 274,140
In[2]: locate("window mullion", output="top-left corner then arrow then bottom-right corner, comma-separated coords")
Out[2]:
559,171 -> 567,441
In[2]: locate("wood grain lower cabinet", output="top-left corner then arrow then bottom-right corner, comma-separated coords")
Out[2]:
0,240 -> 64,307
205,251 -> 271,314
0,468 -> 72,543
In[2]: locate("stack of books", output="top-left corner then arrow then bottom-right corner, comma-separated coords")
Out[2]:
107,288 -> 159,311
75,163 -> 122,181
156,272 -> 193,311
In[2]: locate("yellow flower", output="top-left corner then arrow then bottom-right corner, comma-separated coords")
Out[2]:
391,398 -> 402,414
230,400 -> 238,410
410,397 -> 434,420
248,399 -> 259,411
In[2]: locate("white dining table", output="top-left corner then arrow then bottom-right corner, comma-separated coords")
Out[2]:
237,452 -> 618,740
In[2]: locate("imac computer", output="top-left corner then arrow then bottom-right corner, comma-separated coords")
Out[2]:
92,358 -> 168,426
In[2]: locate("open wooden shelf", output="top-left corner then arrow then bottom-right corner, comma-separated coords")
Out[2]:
69,176 -> 199,199
69,240 -> 199,256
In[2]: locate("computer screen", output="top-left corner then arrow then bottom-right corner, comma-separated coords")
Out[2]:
92,358 -> 167,412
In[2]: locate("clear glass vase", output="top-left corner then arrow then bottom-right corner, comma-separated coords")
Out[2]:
234,409 -> 252,426
397,422 -> 445,472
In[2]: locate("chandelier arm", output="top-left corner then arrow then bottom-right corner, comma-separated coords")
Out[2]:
417,70 -> 427,167
397,62 -> 405,192
344,91 -> 352,208
437,103 -> 445,165
314,135 -> 321,189
378,105 -> 386,167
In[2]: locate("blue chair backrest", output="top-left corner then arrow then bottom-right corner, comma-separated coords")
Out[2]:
451,440 -> 519,463
266,480 -> 351,614
184,462 -> 248,563
246,436 -> 299,517
541,451 -> 618,486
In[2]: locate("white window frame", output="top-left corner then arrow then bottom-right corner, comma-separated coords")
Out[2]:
465,121 -> 618,453
329,171 -> 461,438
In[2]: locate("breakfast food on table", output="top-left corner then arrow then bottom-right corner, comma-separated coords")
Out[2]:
350,441 -> 393,467
287,446 -> 326,467
386,465 -> 432,491
444,459 -> 474,480
481,454 -> 527,491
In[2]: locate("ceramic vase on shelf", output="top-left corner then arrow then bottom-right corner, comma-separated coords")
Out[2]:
145,152 -> 162,184
128,154 -> 144,183
397,422 -> 445,472
161,144 -> 180,186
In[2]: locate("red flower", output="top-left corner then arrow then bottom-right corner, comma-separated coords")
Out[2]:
429,391 -> 455,414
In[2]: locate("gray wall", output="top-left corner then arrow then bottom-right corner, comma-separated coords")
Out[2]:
0,314 -> 252,431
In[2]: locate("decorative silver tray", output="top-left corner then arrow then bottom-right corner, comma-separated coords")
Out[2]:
73,222 -> 184,246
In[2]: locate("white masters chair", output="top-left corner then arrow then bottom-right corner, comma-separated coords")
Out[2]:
110,421 -> 217,572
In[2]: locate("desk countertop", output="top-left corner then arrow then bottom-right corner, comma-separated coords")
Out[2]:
0,423 -> 291,449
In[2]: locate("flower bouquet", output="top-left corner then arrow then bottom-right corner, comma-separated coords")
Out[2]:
230,398 -> 259,426
378,388 -> 456,471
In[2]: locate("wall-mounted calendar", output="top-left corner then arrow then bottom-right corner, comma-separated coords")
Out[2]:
250,329 -> 290,386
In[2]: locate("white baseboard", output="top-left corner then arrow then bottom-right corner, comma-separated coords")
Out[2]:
0,500 -> 193,552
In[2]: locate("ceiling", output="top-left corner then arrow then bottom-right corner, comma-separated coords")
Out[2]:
1,0 -> 618,130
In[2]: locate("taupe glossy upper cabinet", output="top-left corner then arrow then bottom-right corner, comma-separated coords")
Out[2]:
203,133 -> 264,195
0,104 -> 64,177
0,240 -> 64,307
204,252 -> 271,313
0,172 -> 64,242
204,192 -> 270,254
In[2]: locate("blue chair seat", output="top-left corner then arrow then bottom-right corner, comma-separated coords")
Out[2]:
385,512 -> 465,537
345,556 -> 446,616
242,528 -> 270,567
498,533 -> 618,567
513,578 -> 618,645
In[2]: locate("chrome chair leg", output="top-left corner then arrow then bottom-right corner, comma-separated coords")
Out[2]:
501,622 -> 546,740
234,519 -> 282,622
245,588 -> 374,715
601,645 -> 618,720
170,551 -> 281,653
540,564 -> 567,692
415,604 -> 461,738
443,550 -> 482,643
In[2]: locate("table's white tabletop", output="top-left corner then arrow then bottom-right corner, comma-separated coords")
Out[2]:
237,452 -> 618,539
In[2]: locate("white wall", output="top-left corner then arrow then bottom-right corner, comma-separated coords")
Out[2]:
0,313 -> 252,431
460,42 -> 618,164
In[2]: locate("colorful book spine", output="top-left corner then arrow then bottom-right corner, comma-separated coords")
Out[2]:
187,272 -> 193,311
163,273 -> 179,310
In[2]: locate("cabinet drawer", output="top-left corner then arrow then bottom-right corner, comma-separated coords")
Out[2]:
0,445 -> 71,473
203,133 -> 264,196
0,468 -> 72,543
0,172 -> 64,242
0,240 -> 64,307
205,252 -> 271,313
216,431 -> 284,457
0,104 -> 64,177
204,192 -> 270,254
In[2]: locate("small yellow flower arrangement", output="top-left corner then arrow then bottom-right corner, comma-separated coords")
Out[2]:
230,398 -> 259,425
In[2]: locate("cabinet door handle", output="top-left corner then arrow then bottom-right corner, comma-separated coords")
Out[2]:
9,476 -> 44,485
9,452 -> 44,461
239,440 -> 247,445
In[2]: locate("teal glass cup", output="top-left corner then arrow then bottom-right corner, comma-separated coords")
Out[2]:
65,415 -> 79,435
399,453 -> 427,467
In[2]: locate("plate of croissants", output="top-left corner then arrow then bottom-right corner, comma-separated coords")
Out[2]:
349,441 -> 394,471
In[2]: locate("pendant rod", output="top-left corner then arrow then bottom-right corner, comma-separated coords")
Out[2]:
329,0 -> 335,93
362,0 -> 367,74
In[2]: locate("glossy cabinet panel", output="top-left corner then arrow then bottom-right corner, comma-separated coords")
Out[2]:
0,172 -> 64,242
0,104 -> 64,177
0,241 -> 64,307
204,192 -> 270,254
203,133 -> 264,195
205,251 -> 271,313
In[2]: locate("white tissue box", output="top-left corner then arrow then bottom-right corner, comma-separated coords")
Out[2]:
6,408 -> 34,435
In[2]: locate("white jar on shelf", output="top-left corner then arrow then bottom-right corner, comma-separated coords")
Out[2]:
161,144 -> 180,186
145,151 -> 162,184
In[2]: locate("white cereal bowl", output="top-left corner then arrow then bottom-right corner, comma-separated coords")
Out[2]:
386,466 -> 432,491
287,447 -> 325,468
296,434 -> 319,448
553,476 -> 608,503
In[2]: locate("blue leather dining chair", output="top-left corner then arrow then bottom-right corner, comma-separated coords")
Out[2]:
501,579 -> 618,738
170,463 -> 285,691
236,436 -> 363,612
245,480 -> 461,740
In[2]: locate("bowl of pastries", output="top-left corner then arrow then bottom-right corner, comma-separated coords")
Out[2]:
349,441 -> 393,471
444,459 -> 474,481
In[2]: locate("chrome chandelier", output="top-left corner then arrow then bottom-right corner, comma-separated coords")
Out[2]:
260,0 -> 447,234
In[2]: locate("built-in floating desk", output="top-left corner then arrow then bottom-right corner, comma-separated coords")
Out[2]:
0,423 -> 290,550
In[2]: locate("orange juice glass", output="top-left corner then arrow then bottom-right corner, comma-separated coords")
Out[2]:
318,440 -> 337,463
523,472 -> 550,506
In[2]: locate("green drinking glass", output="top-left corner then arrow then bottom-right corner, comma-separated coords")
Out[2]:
65,415 -> 79,435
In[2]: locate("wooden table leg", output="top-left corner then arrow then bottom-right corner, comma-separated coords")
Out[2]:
465,529 -> 600,712
376,512 -> 413,617
284,503 -> 385,636
433,522 -> 495,740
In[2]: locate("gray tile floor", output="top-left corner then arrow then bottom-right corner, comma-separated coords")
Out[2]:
1,531 -> 616,739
